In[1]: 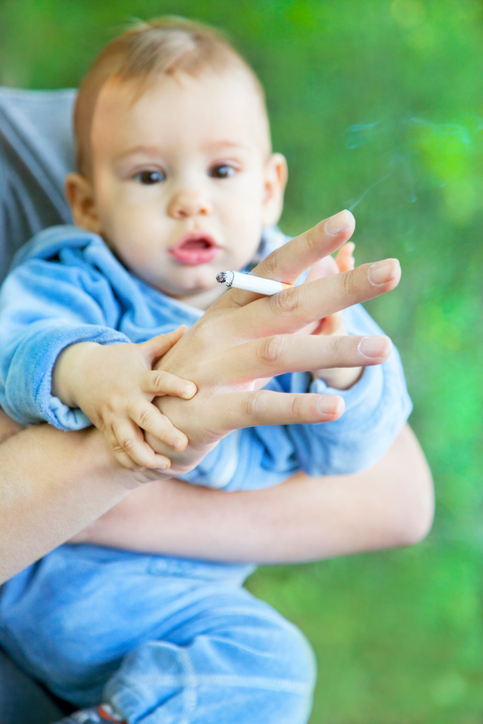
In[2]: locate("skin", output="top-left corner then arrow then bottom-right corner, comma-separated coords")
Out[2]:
0,413 -> 433,583
58,69 -> 391,468
67,70 -> 284,306
0,71 -> 433,582
140,212 -> 401,473
0,210 -> 434,581
0,412 -> 141,584
72,424 -> 434,563
52,327 -> 198,470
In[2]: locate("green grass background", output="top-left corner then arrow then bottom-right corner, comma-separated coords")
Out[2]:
1,0 -> 482,721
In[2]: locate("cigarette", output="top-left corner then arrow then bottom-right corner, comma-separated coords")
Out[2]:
216,270 -> 292,295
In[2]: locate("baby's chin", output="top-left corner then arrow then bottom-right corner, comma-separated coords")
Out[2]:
167,280 -> 225,311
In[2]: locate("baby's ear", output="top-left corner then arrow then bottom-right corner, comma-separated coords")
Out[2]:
65,173 -> 102,235
261,153 -> 288,226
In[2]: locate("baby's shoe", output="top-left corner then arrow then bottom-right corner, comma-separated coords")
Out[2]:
53,703 -> 127,723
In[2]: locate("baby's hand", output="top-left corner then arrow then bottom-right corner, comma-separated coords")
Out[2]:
305,243 -> 364,390
52,326 -> 197,470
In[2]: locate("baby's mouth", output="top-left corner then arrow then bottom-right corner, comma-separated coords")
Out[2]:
169,234 -> 220,265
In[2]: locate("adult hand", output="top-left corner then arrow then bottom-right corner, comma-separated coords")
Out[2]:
148,210 -> 400,475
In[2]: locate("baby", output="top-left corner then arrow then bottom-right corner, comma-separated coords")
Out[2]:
0,17 -> 411,724
2,19 -> 358,473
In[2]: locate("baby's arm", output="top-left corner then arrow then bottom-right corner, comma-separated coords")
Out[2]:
52,328 -> 197,470
0,240 -> 197,469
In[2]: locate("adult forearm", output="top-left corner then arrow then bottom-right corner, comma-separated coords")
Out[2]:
240,424 -> 434,563
77,424 -> 433,563
0,417 -> 144,583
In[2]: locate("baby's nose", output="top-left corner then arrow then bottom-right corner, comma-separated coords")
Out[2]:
168,189 -> 211,218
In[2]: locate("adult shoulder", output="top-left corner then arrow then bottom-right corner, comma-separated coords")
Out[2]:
0,87 -> 75,282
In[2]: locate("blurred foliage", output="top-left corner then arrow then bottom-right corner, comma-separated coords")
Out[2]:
1,0 -> 482,721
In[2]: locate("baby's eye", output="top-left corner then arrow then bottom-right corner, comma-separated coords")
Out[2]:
134,170 -> 165,185
209,164 -> 236,179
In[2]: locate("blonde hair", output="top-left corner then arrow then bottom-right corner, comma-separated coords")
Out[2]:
74,16 -> 268,176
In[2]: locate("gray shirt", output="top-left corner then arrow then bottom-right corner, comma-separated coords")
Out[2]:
0,87 -> 75,282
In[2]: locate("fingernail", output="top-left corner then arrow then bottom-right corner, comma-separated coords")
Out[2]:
358,336 -> 392,358
317,395 -> 345,416
368,259 -> 400,285
325,210 -> 353,236
183,383 -> 196,398
173,438 -> 184,450
156,462 -> 171,471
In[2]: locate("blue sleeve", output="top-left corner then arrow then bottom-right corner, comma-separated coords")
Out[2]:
284,304 -> 412,475
182,303 -> 412,491
181,427 -> 295,491
0,258 -> 129,429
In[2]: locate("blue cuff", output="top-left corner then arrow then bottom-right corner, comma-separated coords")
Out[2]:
3,324 -> 130,429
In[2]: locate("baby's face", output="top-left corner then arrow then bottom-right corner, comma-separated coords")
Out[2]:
83,69 -> 285,306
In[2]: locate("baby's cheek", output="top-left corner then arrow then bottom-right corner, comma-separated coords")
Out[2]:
235,216 -> 264,248
123,242 -> 153,269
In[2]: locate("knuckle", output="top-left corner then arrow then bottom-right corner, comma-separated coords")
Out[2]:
137,406 -> 153,428
289,394 -> 303,417
152,370 -> 168,388
258,335 -> 285,365
305,224 -> 321,253
101,419 -> 115,436
340,269 -> 356,296
257,252 -> 278,279
159,430 -> 174,446
269,287 -> 300,316
240,390 -> 264,419
120,436 -> 136,454
327,335 -> 345,361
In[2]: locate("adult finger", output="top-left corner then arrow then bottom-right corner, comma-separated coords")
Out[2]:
213,333 -> 392,384
219,210 -> 356,309
228,258 -> 401,338
200,389 -> 345,433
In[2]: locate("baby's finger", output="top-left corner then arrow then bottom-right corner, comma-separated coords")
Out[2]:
129,400 -> 189,452
305,255 -> 338,283
141,370 -> 197,399
316,311 -> 345,336
141,326 -> 189,362
112,447 -> 173,472
113,448 -> 147,471
101,424 -> 133,468
335,242 -> 355,273
111,419 -> 172,470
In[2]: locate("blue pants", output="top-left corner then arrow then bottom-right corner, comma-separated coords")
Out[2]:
0,545 -> 316,723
